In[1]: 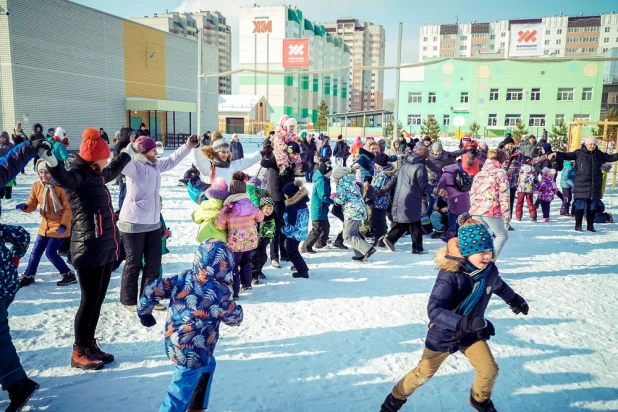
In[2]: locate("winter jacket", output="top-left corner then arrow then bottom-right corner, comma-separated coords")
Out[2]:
318,140 -> 332,158
29,123 -> 45,142
192,198 -> 227,243
519,140 -> 541,158
560,161 -> 575,189
536,175 -> 557,202
430,210 -> 448,232
0,141 -> 36,188
258,214 -> 276,241
0,224 -> 29,299
334,173 -> 367,221
381,154 -> 433,223
354,148 -> 375,183
194,149 -> 262,185
22,180 -> 72,239
425,248 -> 515,353
48,153 -> 131,269
260,153 -> 296,203
371,165 -> 395,209
138,239 -> 243,369
517,164 -> 537,194
230,140 -> 244,161
437,164 -> 471,215
501,148 -> 530,188
469,159 -> 510,218
119,145 -> 190,226
461,152 -> 480,177
301,139 -> 317,164
114,128 -> 135,157
350,138 -> 363,160
247,183 -> 261,207
46,137 -> 69,162
282,187 -> 310,241
556,148 -> 618,200
215,194 -> 264,252
334,140 -> 349,159
426,149 -> 466,185
311,170 -> 334,221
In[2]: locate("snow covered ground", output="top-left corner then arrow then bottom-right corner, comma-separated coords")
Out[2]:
2,150 -> 618,411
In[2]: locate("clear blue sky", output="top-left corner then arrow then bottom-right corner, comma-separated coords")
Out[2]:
75,0 -> 617,98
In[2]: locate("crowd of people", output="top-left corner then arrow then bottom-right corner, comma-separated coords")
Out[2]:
0,116 -> 616,411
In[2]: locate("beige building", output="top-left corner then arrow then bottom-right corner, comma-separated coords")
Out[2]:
218,95 -> 273,134
322,18 -> 385,112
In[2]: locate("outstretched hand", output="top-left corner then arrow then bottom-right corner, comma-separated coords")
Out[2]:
186,135 -> 199,149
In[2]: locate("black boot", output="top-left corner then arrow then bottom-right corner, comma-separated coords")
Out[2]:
468,389 -> 497,412
187,372 -> 211,412
380,393 -> 407,412
586,210 -> 596,232
6,378 -> 40,412
332,232 -> 348,250
574,209 -> 584,232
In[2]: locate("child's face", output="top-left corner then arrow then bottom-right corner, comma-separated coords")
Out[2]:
263,205 -> 274,216
467,250 -> 494,270
439,207 -> 448,214
39,169 -> 51,183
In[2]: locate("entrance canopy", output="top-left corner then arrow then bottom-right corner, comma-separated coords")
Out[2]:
125,97 -> 196,113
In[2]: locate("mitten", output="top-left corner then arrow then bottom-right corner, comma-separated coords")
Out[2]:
12,257 -> 20,268
56,225 -> 67,235
508,294 -> 529,315
457,316 -> 488,333
139,314 -> 157,327
186,135 -> 199,148
476,319 -> 495,341
36,142 -> 58,167
32,139 -> 52,155
15,203 -> 27,211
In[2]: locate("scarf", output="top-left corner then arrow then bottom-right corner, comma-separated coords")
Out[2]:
212,157 -> 231,169
455,260 -> 495,316
42,182 -> 63,215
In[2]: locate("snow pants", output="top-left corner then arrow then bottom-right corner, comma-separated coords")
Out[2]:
0,296 -> 27,391
270,201 -> 288,262
160,360 -> 216,412
252,238 -> 271,273
120,229 -> 162,306
540,200 -> 551,219
233,250 -> 253,295
475,216 -> 508,259
343,219 -> 372,257
284,238 -> 309,275
24,235 -> 70,277
371,208 -> 388,243
391,340 -> 498,403
305,220 -> 330,249
515,193 -> 537,220
560,188 -> 572,215
385,221 -> 424,253
74,262 -> 113,346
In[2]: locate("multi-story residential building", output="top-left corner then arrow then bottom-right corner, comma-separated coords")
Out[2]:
322,18 -> 386,112
238,5 -> 349,124
419,13 -> 618,61
133,10 -> 232,95
398,59 -> 604,137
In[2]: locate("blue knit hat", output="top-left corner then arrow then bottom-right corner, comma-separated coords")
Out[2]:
457,213 -> 494,257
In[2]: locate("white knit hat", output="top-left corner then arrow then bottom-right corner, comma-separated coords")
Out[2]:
54,127 -> 65,138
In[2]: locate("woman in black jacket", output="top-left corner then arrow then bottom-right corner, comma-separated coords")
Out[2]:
39,127 -> 132,371
300,134 -> 317,182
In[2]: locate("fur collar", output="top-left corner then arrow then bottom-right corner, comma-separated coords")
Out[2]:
285,187 -> 309,207
434,246 -> 463,273
135,152 -> 158,165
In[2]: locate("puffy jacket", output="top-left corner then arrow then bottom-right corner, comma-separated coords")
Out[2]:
426,149 -> 466,185
0,224 -> 30,299
119,145 -> 190,226
333,140 -> 349,158
230,140 -> 244,161
138,240 -> 243,368
46,137 -> 69,162
318,140 -> 332,158
311,170 -> 334,221
518,140 -> 541,158
461,152 -> 480,177
354,148 -> 375,183
48,153 -> 131,269
0,142 -> 36,188
258,214 -> 276,241
260,153 -> 296,203
29,123 -> 45,142
381,154 -> 432,223
430,210 -> 447,232
437,164 -> 471,215
469,159 -> 510,218
517,164 -> 537,194
501,149 -> 529,188
194,149 -> 262,185
192,198 -> 227,243
536,175 -> 557,202
215,194 -> 264,252
560,161 -> 575,189
556,148 -> 618,200
371,164 -> 395,209
282,187 -> 310,241
334,173 -> 367,221
22,180 -> 72,238
301,139 -> 317,164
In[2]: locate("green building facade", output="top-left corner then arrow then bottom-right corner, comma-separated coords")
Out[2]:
398,59 -> 605,138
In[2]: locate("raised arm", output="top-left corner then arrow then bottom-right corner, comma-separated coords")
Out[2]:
231,150 -> 262,173
555,151 -> 577,161
102,153 -> 131,184
0,141 -> 37,187
158,144 -> 191,173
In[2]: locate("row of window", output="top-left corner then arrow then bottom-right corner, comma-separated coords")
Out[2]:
567,26 -> 599,33
424,26 -> 618,43
407,114 -> 589,127
407,87 -> 593,104
565,47 -> 598,53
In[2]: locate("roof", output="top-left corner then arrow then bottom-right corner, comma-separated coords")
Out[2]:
218,95 -> 273,114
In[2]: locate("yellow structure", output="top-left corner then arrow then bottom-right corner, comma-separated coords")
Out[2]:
123,21 -> 166,100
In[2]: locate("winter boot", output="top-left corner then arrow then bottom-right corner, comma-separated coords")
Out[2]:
380,393 -> 407,412
57,271 -> 77,286
301,243 -> 316,254
314,242 -> 327,249
586,210 -> 596,232
468,389 -> 497,412
271,260 -> 281,269
242,285 -> 253,291
381,236 -> 396,252
252,271 -> 261,285
19,275 -> 35,288
292,272 -> 309,279
88,339 -> 115,364
187,372 -> 211,412
362,247 -> 376,262
574,209 -> 584,232
332,233 -> 348,250
351,255 -> 363,261
6,378 -> 39,412
71,345 -> 104,370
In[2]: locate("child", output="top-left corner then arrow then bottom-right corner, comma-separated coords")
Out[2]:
252,193 -> 276,283
360,176 -> 376,239
429,198 -> 449,239
437,163 -> 472,239
16,160 -> 76,287
282,180 -> 310,278
192,177 -> 229,243
515,163 -> 538,222
303,158 -> 334,253
560,160 -> 575,216
333,167 -> 376,262
536,167 -> 558,222
137,240 -> 243,412
46,127 -> 70,163
247,175 -> 262,207
0,131 -> 15,218
371,153 -> 395,246
380,214 -> 529,412
215,172 -> 264,299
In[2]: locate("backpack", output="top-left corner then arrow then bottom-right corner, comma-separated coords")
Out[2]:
319,144 -> 330,158
452,163 -> 473,192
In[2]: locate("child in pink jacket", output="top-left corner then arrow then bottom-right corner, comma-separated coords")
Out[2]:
536,167 -> 558,222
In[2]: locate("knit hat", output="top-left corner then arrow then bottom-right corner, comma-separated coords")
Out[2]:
540,143 -> 552,154
283,179 -> 303,198
0,131 -> 9,140
211,137 -> 230,153
80,127 -> 110,162
464,141 -> 478,150
436,198 -> 448,210
432,141 -> 443,152
584,136 -> 597,145
457,213 -> 494,257
332,167 -> 352,180
287,141 -> 301,154
374,153 -> 389,167
135,136 -> 157,154
416,146 -> 430,159
260,192 -> 274,208
54,127 -> 65,138
319,158 -> 333,175
248,176 -> 261,187
502,136 -> 515,146
205,176 -> 229,200
36,159 -> 48,173
229,171 -> 247,195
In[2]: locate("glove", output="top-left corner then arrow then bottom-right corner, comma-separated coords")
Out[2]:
139,314 -> 157,327
186,135 -> 199,149
12,257 -> 20,268
15,203 -> 27,211
56,225 -> 67,235
508,294 -> 529,315
32,139 -> 52,155
476,319 -> 495,341
457,316 -> 489,333
260,146 -> 273,156
123,142 -> 139,159
36,142 -> 58,168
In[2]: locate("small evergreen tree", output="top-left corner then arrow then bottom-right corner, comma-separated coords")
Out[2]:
420,117 -> 441,141
549,121 -> 568,151
512,121 -> 529,142
469,121 -> 481,139
317,100 -> 328,132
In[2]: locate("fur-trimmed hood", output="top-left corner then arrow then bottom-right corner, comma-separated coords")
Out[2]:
285,187 -> 309,207
434,240 -> 464,273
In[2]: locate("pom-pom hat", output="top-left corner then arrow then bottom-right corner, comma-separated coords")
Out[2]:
205,177 -> 229,200
229,171 -> 247,195
80,127 -> 110,162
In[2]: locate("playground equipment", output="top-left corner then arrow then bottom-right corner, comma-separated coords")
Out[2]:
568,119 -> 618,189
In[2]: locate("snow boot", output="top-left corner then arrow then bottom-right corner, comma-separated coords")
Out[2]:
71,345 -> 104,370
412,249 -> 428,255
381,236 -> 395,252
18,275 -> 35,288
314,242 -> 327,249
57,271 -> 77,286
574,209 -> 584,232
380,393 -> 407,412
586,210 -> 596,232
362,247 -> 376,262
332,233 -> 348,250
6,378 -> 39,412
242,285 -> 252,291
186,372 -> 211,412
301,243 -> 316,254
88,339 -> 115,364
292,272 -> 309,279
351,255 -> 363,261
468,390 -> 497,412
271,260 -> 281,269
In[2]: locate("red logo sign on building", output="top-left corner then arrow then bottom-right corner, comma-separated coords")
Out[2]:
517,30 -> 538,43
282,38 -> 310,68
253,20 -> 272,33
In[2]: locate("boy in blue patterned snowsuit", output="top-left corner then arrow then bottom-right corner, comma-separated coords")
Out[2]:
137,239 -> 243,412
281,180 -> 310,279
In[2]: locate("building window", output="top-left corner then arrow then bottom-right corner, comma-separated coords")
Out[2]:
434,36 -> 438,41
557,88 -> 574,101
501,32 -> 506,37
423,37 -> 428,41
428,92 -> 436,103
505,114 -> 521,126
557,29 -> 562,34
604,37 -> 610,43
531,88 -> 541,101
544,40 -> 550,45
582,87 -> 593,101
461,35 -> 468,41
460,45 -> 467,50
500,42 -> 505,47
408,92 -> 422,103
506,88 -> 523,101
460,92 -> 469,103
573,114 -> 590,121
545,29 -> 550,35
555,114 -> 565,125
490,45 -> 494,50
556,39 -> 561,45
408,114 -> 422,125
443,115 -> 450,126
488,114 -> 497,126
433,46 -> 438,51
423,46 -> 427,51
605,27 -> 611,33
489,89 -> 499,101
529,115 -> 546,127
490,34 -> 495,39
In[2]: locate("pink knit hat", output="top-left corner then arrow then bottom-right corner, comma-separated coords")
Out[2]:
135,136 -> 157,154
205,177 -> 229,200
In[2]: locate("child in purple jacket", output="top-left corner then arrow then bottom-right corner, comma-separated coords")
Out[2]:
436,162 -> 471,240
536,167 -> 558,222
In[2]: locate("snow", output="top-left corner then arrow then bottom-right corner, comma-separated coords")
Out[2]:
2,150 -> 618,411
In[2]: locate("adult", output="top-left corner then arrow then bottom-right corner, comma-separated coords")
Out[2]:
469,149 -> 510,259
230,134 -> 244,161
397,134 -> 407,154
519,135 -> 540,158
12,122 -> 27,146
355,142 -> 379,183
29,123 -> 45,143
333,135 -> 349,167
388,139 -> 402,170
379,147 -> 433,254
318,135 -> 332,159
113,128 -> 137,210
99,128 -> 110,144
136,123 -> 150,137
300,132 -> 317,182
542,128 -> 548,141
41,127 -> 133,370
415,136 -> 432,151
426,141 -> 466,214
550,137 -> 618,232
263,130 -> 275,148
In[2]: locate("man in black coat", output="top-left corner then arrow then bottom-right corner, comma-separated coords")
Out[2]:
551,137 -> 618,232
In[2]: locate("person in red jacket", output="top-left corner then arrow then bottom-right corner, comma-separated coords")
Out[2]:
461,141 -> 480,177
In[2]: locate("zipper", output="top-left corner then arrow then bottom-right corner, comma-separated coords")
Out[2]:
103,176 -> 120,261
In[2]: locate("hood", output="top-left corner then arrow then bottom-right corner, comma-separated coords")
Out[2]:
442,163 -> 460,174
355,152 -> 374,170
403,153 -> 426,165
312,170 -> 327,183
358,147 -> 375,160
224,193 -> 250,206
285,187 -> 310,207
429,151 -> 448,161
202,197 -> 224,211
434,245 -> 463,273
115,127 -> 135,153
391,139 -> 400,150
192,239 -> 235,285
33,123 -> 43,134
481,159 -> 502,172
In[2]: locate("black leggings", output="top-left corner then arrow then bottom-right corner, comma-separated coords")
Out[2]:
74,262 -> 113,346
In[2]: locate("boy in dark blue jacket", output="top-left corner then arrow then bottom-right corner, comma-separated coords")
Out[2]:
380,213 -> 529,412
